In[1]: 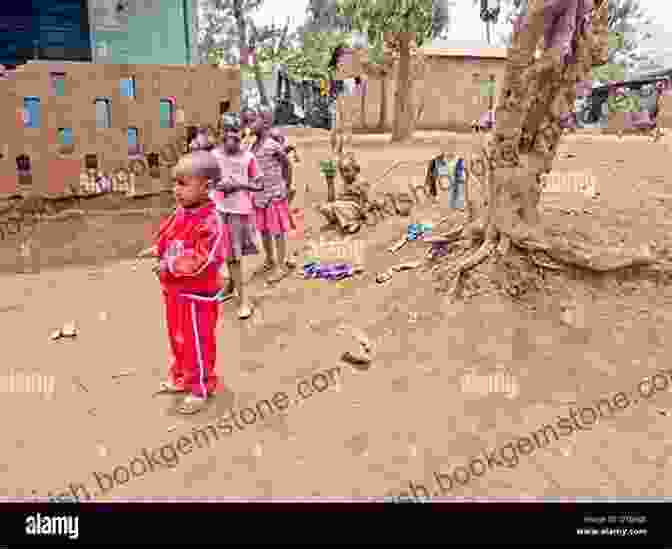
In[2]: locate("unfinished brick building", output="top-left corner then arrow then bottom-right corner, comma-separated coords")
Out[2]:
355,46 -> 508,133
0,61 -> 240,199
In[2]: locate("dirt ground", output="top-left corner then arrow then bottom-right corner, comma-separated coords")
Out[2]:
2,130 -> 672,501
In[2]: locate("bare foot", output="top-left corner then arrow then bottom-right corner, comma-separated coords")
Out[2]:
267,267 -> 289,284
238,302 -> 254,319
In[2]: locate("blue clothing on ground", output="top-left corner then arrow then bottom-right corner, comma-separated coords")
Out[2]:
448,158 -> 466,209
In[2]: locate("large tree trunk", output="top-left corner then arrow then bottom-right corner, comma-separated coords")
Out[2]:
483,0 -> 600,242
377,73 -> 388,131
252,54 -> 271,107
434,0 -> 658,298
391,33 -> 414,142
233,0 -> 247,66
233,0 -> 268,107
359,81 -> 367,131
246,24 -> 270,107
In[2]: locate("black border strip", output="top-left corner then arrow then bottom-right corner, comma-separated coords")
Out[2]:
3,501 -> 669,548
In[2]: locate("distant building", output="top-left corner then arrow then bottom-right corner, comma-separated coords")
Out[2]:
351,42 -> 508,132
0,1 -> 199,67
89,0 -> 199,65
0,2 -> 92,66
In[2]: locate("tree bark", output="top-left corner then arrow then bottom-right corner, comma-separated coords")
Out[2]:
248,25 -> 270,107
360,80 -> 367,131
326,175 -> 336,202
233,0 -> 247,66
391,33 -> 414,142
377,73 -> 388,131
438,0 -> 655,290
252,55 -> 271,107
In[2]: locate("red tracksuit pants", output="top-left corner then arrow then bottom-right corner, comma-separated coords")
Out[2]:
163,289 -> 219,398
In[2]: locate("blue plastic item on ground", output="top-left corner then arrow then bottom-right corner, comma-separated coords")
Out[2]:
406,223 -> 433,241
303,262 -> 354,280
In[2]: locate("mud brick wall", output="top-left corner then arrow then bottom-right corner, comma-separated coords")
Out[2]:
355,49 -> 507,133
0,61 -> 240,199
657,94 -> 672,129
604,111 -> 629,134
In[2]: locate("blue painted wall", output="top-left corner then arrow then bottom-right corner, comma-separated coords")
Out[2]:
91,0 -> 195,65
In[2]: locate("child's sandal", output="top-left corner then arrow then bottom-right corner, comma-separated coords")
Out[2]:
176,394 -> 207,415
215,287 -> 236,303
156,381 -> 186,394
238,302 -> 255,320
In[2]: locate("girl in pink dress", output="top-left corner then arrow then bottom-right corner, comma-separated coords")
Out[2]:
210,113 -> 262,319
251,108 -> 292,283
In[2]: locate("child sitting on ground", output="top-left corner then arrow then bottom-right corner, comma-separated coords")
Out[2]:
150,151 -> 229,415
315,153 -> 377,234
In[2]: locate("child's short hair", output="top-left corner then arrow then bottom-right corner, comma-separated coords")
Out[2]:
172,151 -> 221,182
220,112 -> 241,131
269,127 -> 286,145
190,130 -> 214,151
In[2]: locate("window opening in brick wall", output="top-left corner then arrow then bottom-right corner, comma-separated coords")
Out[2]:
95,98 -> 112,128
146,152 -> 160,178
58,128 -> 73,146
16,154 -> 31,175
120,77 -> 136,98
127,127 -> 139,155
23,97 -> 40,128
16,154 -> 32,193
85,154 -> 98,171
51,73 -> 66,96
186,125 -> 198,143
160,99 -> 175,128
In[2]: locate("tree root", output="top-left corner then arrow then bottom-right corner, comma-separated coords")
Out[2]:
510,232 -> 655,272
440,232 -> 500,300
434,221 -> 668,300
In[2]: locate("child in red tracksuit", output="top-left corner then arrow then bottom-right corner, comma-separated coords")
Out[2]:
150,151 -> 229,415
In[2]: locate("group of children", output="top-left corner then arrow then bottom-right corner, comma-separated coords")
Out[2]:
141,108 -> 295,414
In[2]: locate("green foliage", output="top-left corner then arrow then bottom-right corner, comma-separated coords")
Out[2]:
592,61 -> 626,84
608,93 -> 641,113
320,159 -> 338,176
241,31 -> 352,81
608,31 -> 625,52
336,0 -> 436,48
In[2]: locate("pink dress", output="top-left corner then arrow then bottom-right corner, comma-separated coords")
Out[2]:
252,137 -> 291,236
210,148 -> 260,257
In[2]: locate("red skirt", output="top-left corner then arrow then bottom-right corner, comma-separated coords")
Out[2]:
255,198 -> 291,236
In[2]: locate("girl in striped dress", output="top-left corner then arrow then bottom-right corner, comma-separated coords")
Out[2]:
251,107 -> 293,283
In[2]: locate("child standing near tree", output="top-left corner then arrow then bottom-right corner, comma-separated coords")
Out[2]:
251,107 -> 293,282
211,113 -> 262,319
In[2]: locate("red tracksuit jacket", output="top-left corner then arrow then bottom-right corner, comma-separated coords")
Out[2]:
154,201 -> 226,397
155,202 -> 226,293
